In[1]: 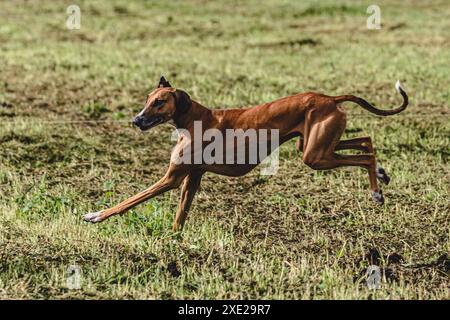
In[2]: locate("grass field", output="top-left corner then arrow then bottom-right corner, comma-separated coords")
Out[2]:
0,0 -> 449,299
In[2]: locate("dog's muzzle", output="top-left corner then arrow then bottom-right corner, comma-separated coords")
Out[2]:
133,115 -> 164,131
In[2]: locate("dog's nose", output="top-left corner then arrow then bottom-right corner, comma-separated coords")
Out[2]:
133,115 -> 144,127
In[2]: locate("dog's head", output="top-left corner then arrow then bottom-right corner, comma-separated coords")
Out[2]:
133,76 -> 191,131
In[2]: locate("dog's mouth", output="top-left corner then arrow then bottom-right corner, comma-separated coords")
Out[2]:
136,115 -> 165,131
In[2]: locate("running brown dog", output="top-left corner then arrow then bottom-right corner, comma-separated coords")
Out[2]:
84,76 -> 408,231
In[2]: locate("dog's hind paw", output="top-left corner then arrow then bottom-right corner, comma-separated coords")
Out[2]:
83,211 -> 104,223
376,166 -> 390,185
371,190 -> 384,205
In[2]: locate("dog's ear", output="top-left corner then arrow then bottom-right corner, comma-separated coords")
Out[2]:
173,89 -> 192,114
158,76 -> 172,88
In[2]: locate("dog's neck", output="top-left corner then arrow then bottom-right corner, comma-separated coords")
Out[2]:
173,100 -> 213,131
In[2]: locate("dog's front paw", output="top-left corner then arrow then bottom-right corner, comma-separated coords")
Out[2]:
371,190 -> 384,205
376,166 -> 390,185
83,211 -> 104,223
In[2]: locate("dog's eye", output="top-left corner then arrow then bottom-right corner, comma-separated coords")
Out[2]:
153,99 -> 166,108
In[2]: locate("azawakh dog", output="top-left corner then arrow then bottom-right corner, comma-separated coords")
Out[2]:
84,76 -> 408,231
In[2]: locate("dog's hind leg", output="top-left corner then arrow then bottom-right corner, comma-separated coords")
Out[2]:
302,110 -> 384,204
335,137 -> 372,152
335,137 -> 390,185
84,165 -> 188,223
172,171 -> 203,231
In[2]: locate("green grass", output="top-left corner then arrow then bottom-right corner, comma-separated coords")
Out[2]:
0,0 -> 449,299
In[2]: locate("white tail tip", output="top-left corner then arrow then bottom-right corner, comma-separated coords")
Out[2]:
395,80 -> 402,93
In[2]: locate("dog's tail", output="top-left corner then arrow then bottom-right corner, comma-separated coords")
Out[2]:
332,80 -> 408,116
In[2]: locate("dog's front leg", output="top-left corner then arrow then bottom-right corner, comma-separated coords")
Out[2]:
172,171 -> 203,231
84,167 -> 188,223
